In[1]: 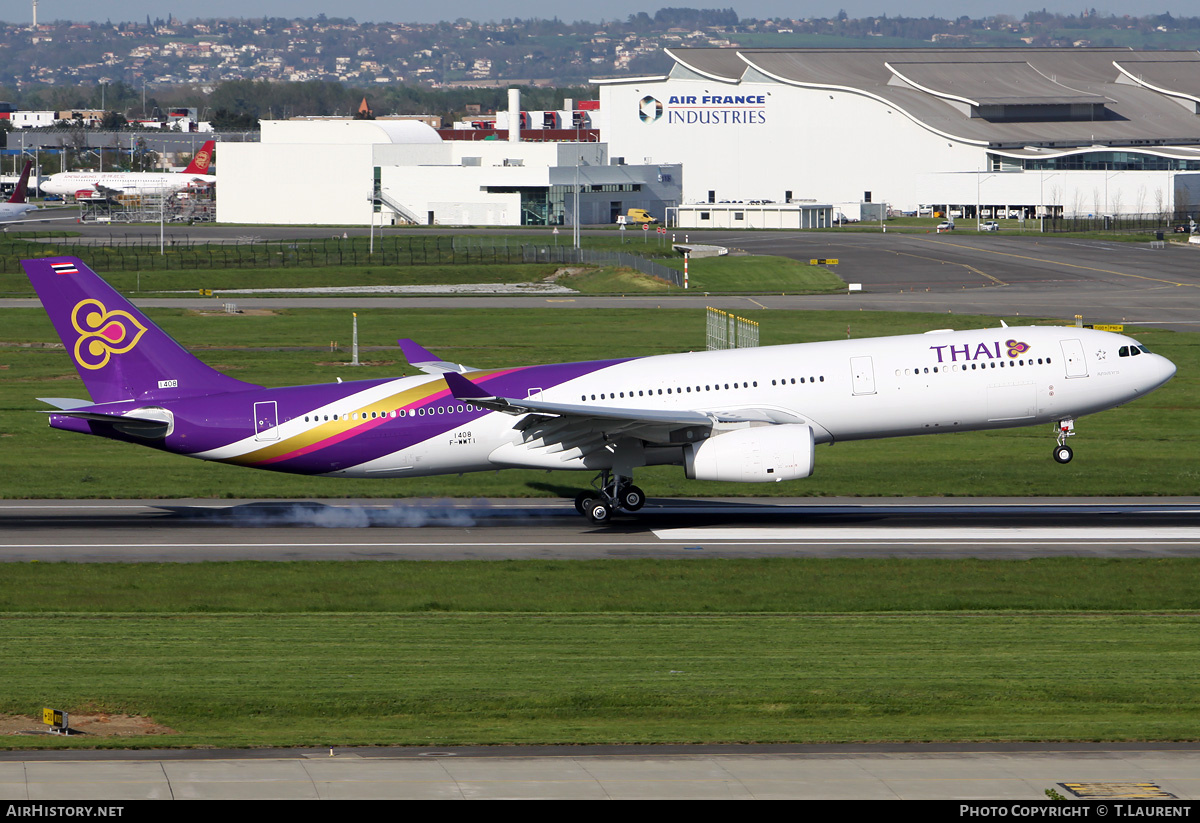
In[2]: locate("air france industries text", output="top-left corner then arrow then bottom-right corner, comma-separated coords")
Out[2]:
664,94 -> 767,126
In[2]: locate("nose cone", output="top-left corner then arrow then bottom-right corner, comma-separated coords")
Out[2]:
1152,354 -> 1177,390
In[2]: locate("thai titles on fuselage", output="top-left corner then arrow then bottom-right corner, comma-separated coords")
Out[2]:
929,339 -> 1032,363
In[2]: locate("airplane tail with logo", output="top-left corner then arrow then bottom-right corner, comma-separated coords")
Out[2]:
8,160 -> 32,204
182,140 -> 215,175
22,256 -> 259,405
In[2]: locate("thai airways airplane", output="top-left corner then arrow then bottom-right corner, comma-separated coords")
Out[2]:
0,161 -> 38,220
39,140 -> 216,199
24,256 -> 1177,523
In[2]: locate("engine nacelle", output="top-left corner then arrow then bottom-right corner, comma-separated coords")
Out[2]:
684,424 -> 814,483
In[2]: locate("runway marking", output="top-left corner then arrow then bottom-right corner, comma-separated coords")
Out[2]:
964,265 -> 1007,286
1061,782 -> 1175,799
5,532 -> 1200,550
653,526 -> 1200,541
913,236 -> 1196,288
880,250 -> 1007,287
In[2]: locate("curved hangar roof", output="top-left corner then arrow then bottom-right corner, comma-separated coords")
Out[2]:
624,48 -> 1200,151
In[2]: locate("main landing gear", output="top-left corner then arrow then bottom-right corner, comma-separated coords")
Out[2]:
1053,418 -> 1075,464
573,470 -> 646,524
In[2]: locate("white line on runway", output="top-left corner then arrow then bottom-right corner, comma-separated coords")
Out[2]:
653,526 -> 1200,541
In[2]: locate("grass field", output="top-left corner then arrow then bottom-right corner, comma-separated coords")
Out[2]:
657,254 -> 845,293
0,305 -> 1194,499
3,559 -> 1200,748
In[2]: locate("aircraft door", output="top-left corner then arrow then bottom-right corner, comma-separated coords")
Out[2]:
850,356 -> 876,395
1059,339 -> 1088,378
253,401 -> 279,441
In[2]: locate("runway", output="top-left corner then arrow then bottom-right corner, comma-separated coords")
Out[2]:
2,743 -> 1199,800
3,497 -> 1200,562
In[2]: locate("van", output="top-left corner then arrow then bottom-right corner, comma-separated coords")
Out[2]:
622,208 -> 657,224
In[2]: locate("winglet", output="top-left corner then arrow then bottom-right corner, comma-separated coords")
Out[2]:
443,371 -> 491,400
397,338 -> 474,375
397,338 -> 439,364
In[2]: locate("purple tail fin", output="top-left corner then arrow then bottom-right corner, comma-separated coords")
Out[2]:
22,256 -> 260,404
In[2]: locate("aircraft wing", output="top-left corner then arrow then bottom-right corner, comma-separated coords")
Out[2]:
443,371 -> 786,457
1,215 -> 84,227
397,338 -> 477,375
94,182 -> 130,196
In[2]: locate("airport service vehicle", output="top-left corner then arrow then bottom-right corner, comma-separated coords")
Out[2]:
24,257 -> 1176,523
39,141 -> 215,199
618,208 -> 657,224
936,220 -> 955,231
981,221 -> 1000,232
0,161 -> 37,220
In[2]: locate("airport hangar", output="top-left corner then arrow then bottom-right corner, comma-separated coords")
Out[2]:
215,110 -> 682,228
593,48 -> 1200,224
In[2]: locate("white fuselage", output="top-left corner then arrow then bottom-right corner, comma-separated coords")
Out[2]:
0,202 -> 38,219
40,171 -> 216,197
190,325 -> 1176,480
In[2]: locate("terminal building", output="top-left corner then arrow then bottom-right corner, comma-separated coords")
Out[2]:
594,48 -> 1200,220
217,92 -> 680,227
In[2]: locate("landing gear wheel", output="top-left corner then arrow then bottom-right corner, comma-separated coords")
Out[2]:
1053,445 -> 1074,464
619,485 -> 646,512
575,490 -> 596,515
586,500 -> 614,524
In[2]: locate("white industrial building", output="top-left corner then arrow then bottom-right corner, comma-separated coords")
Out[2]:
595,48 -> 1200,219
217,97 -> 680,227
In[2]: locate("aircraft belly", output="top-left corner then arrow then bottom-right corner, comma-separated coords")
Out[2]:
333,413 -> 512,477
986,382 -> 1037,422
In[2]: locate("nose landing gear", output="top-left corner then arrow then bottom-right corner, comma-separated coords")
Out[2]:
574,470 -> 647,524
1053,419 -> 1075,464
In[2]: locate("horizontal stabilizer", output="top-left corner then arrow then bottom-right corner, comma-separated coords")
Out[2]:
37,397 -> 92,410
44,406 -> 174,439
398,338 -> 476,375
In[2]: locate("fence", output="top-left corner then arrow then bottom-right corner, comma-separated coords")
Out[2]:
1042,212 -> 1191,234
0,234 -> 535,274
705,307 -> 759,350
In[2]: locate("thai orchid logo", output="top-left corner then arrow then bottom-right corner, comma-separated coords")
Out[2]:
1006,339 -> 1031,358
70,299 -> 147,370
639,96 -> 663,123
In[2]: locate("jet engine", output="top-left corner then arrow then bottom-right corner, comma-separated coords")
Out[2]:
684,423 -> 814,483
